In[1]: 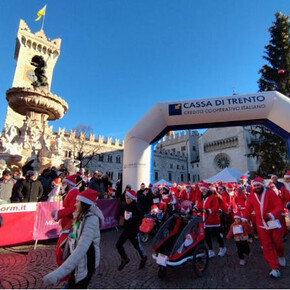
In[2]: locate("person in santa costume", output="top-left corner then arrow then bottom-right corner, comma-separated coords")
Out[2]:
43,188 -> 104,288
243,177 -> 285,278
180,182 -> 195,203
158,185 -> 177,217
51,174 -> 81,268
116,190 -> 147,271
268,181 -> 290,241
226,215 -> 250,266
271,174 -> 284,190
195,182 -> 227,258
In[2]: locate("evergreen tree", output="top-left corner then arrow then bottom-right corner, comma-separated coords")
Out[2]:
258,12 -> 290,96
249,12 -> 290,177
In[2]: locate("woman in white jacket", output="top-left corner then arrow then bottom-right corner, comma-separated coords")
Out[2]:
43,188 -> 104,288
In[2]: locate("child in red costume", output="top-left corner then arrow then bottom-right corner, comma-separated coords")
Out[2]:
226,215 -> 250,266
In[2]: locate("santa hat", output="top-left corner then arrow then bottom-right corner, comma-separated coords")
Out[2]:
240,175 -> 248,181
271,174 -> 278,179
148,183 -> 153,188
76,188 -> 99,205
140,182 -> 145,187
126,190 -> 137,201
163,185 -> 170,191
233,215 -> 241,220
268,181 -> 275,187
252,177 -> 265,187
284,171 -> 290,178
151,204 -> 158,211
185,182 -> 191,187
226,183 -> 234,190
217,180 -> 223,188
199,182 -> 209,191
63,174 -> 79,187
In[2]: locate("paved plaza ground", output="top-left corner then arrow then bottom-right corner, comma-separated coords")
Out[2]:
1,225 -> 290,289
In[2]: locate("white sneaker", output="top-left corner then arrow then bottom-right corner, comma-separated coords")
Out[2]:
278,256 -> 286,267
208,250 -> 215,258
218,247 -> 227,257
239,259 -> 246,266
269,269 -> 281,278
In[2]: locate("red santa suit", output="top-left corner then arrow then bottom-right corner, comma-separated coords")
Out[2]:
243,177 -> 284,270
53,175 -> 80,267
196,190 -> 220,227
180,184 -> 195,203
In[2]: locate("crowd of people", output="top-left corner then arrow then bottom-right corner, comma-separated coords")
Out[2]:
0,162 -> 114,204
116,171 -> 290,280
1,162 -> 290,286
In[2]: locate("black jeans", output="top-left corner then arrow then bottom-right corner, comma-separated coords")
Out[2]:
205,226 -> 224,250
235,240 -> 250,259
116,227 -> 146,260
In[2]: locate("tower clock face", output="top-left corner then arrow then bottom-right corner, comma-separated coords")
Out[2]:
26,69 -> 36,81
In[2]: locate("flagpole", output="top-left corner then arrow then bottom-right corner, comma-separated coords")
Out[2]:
41,11 -> 46,30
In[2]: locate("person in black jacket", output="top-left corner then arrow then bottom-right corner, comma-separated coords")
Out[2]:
16,170 -> 43,202
116,190 -> 147,271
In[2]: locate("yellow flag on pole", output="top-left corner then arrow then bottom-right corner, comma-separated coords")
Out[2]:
35,4 -> 47,21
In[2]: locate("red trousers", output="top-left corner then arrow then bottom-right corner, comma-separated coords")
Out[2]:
256,227 -> 284,269
56,233 -> 71,281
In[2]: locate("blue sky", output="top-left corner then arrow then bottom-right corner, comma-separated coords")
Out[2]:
0,0 -> 289,141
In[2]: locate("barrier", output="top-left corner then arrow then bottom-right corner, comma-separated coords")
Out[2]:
0,199 -> 121,247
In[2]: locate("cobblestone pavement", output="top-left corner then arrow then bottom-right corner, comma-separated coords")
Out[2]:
1,226 -> 290,289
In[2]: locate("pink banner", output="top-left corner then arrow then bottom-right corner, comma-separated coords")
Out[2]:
33,201 -> 63,241
0,203 -> 37,246
0,199 -> 121,246
96,199 -> 121,230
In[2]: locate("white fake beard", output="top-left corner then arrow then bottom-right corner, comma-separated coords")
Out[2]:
284,182 -> 290,192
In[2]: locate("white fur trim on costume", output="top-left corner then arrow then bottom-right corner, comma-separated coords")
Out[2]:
284,175 -> 290,178
126,191 -> 137,201
200,187 -> 209,191
252,181 -> 265,186
76,195 -> 95,205
63,178 -> 75,186
268,213 -> 275,221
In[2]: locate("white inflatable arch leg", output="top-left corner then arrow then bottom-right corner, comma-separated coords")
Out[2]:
123,136 -> 151,191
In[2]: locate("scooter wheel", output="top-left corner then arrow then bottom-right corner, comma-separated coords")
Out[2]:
158,266 -> 167,279
140,232 -> 149,243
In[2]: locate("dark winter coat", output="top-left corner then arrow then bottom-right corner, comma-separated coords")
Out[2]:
17,179 -> 44,202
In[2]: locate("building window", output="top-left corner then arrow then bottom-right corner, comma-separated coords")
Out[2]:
197,164 -> 199,168
98,154 -> 104,161
177,165 -> 180,169
118,172 -> 122,180
192,146 -> 196,151
187,173 -> 190,182
168,172 -> 172,181
107,155 -> 113,163
170,163 -> 173,169
106,171 -> 113,179
171,148 -> 176,153
154,172 -> 159,181
181,174 -> 184,182
116,155 -> 121,163
181,146 -> 186,151
154,161 -> 156,167
181,165 -> 184,170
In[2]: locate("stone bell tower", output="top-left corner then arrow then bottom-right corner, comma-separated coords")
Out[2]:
1,19 -> 68,169
4,19 -> 62,129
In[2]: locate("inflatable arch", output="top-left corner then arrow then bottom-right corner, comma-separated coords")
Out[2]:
123,91 -> 290,191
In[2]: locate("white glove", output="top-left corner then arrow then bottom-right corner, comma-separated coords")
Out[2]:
43,271 -> 58,287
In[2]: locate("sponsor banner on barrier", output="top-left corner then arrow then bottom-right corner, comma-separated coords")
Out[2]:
0,199 -> 121,246
33,201 -> 63,241
0,202 -> 37,246
96,199 -> 121,229
0,202 -> 37,213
